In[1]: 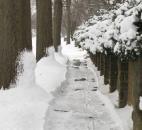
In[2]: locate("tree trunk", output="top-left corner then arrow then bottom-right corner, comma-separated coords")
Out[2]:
100,53 -> 105,76
97,53 -> 101,71
36,0 -> 52,61
0,0 -> 32,89
109,54 -> 118,92
117,59 -> 128,108
66,0 -> 71,44
104,54 -> 111,85
129,56 -> 142,130
53,0 -> 62,52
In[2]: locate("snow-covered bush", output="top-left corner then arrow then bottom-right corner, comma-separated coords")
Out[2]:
74,0 -> 142,59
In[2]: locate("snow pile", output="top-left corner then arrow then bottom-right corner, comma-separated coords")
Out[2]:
0,49 -> 67,130
61,38 -> 87,60
0,51 -> 49,130
16,51 -> 36,88
74,0 -> 142,59
35,47 -> 67,93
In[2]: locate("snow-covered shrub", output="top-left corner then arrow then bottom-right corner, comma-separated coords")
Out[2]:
74,0 -> 142,59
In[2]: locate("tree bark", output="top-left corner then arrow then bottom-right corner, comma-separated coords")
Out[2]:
36,0 -> 53,61
109,54 -> 118,92
129,56 -> 142,130
66,0 -> 71,44
117,59 -> 128,108
104,54 -> 111,85
53,0 -> 62,52
0,0 -> 32,89
100,53 -> 105,76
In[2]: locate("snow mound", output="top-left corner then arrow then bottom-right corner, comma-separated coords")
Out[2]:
35,51 -> 67,93
16,51 -> 36,88
0,51 -> 49,130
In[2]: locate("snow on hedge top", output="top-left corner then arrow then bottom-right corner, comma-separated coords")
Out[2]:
73,0 -> 142,58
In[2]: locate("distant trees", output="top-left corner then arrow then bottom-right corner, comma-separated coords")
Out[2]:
62,0 -> 122,39
0,0 -> 32,89
36,0 -> 53,61
53,0 -> 63,52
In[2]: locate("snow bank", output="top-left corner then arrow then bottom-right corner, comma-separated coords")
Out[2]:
35,47 -> 67,93
88,59 -> 133,130
0,48 -> 68,130
61,39 -> 87,60
0,51 -> 49,130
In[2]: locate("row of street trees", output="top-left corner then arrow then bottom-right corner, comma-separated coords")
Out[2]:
73,0 -> 142,129
0,0 -> 63,89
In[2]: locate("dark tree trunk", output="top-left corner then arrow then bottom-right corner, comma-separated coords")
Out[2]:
97,53 -> 101,71
53,0 -> 62,52
14,0 -> 32,51
0,0 -> 32,89
36,0 -> 52,61
104,54 -> 111,85
128,61 -> 134,105
109,54 -> 118,92
66,0 -> 71,44
95,53 -> 99,68
117,59 -> 128,108
129,56 -> 142,130
100,53 -> 105,76
89,53 -> 95,64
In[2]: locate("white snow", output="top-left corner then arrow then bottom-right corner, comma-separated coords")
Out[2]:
0,39 -> 133,130
0,45 -> 67,130
88,59 -> 133,130
61,38 -> 87,60
139,97 -> 142,110
32,36 -> 36,56
0,51 -> 49,130
35,47 -> 67,93
44,51 -> 123,130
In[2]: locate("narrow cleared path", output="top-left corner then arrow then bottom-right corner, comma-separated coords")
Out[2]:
44,58 -> 121,130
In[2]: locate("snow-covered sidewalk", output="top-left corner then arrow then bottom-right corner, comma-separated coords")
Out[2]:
44,58 -> 122,130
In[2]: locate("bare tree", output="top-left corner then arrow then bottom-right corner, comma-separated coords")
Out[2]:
53,0 -> 63,52
36,0 -> 53,61
66,0 -> 71,44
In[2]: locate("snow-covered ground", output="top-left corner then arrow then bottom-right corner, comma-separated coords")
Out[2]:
88,60 -> 133,130
0,39 -> 132,130
43,51 -> 123,130
0,40 -> 68,130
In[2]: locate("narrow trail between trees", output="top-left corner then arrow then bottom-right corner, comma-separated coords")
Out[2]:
44,57 -> 122,130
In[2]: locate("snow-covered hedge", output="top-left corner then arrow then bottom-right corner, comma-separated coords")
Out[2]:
73,0 -> 142,59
